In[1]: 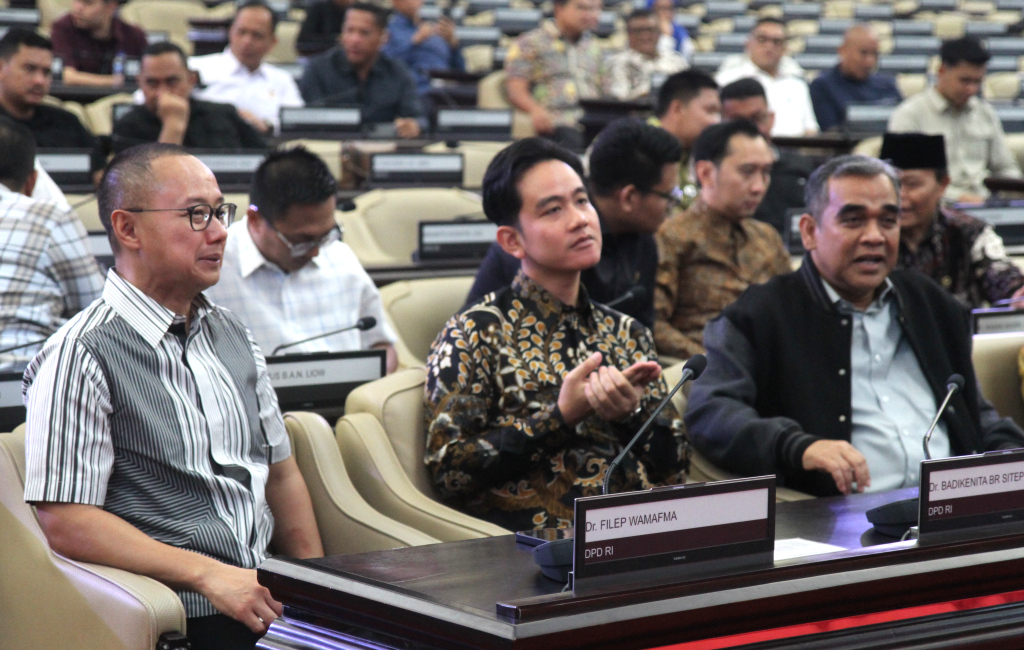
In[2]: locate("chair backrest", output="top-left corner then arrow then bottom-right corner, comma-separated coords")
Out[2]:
973,333 -> 1024,429
345,367 -> 433,495
284,411 -> 439,555
0,428 -> 186,649
422,140 -> 508,189
266,20 -> 300,64
379,276 -> 475,368
84,92 -> 136,136
344,188 -> 484,265
120,0 -> 210,54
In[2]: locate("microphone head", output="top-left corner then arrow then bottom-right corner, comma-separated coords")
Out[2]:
683,353 -> 707,380
630,285 -> 647,302
947,373 -> 965,393
357,316 -> 377,330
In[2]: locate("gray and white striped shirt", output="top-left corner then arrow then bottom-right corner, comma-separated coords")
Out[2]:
23,269 -> 290,617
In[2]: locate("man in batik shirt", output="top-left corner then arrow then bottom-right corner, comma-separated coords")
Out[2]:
503,0 -> 608,150
654,119 -> 791,359
424,138 -> 689,531
882,132 -> 1024,309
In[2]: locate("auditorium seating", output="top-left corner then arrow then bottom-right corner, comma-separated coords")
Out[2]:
283,411 -> 442,555
0,427 -> 187,650
973,333 -> 1024,429
379,275 -> 476,369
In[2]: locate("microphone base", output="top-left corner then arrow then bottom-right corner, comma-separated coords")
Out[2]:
866,497 -> 919,538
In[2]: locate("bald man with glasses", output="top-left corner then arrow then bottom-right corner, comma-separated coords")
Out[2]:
205,146 -> 398,373
23,143 -> 323,650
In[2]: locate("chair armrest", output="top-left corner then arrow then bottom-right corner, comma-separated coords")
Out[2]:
284,411 -> 440,555
336,414 -> 511,541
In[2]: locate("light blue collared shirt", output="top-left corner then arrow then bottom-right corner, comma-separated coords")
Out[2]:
822,279 -> 951,491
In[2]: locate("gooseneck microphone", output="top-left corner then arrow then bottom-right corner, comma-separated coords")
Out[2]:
605,285 -> 647,310
924,374 -> 965,460
602,354 -> 707,495
270,317 -> 377,356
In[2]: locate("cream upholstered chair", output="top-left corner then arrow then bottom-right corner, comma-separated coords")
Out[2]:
0,428 -> 187,650
265,20 -> 300,64
662,362 -> 814,502
984,72 -> 1022,101
83,92 -> 136,137
477,70 -> 536,139
120,0 -> 210,53
284,411 -> 440,556
67,194 -> 103,232
973,333 -> 1024,430
852,135 -> 882,158
379,276 -> 476,369
336,188 -> 484,267
340,369 -> 510,537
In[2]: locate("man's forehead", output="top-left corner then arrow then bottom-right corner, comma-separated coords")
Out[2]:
827,174 -> 898,206
142,53 -> 187,73
752,24 -> 783,37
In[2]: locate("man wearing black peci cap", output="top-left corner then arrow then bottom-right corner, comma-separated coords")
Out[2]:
882,132 -> 1024,309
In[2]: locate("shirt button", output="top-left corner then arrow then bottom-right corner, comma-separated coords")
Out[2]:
841,319 -> 849,326
839,415 -> 847,422
838,368 -> 847,376
882,395 -> 890,403
874,354 -> 881,362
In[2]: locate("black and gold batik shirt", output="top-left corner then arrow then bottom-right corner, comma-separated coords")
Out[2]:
424,271 -> 689,532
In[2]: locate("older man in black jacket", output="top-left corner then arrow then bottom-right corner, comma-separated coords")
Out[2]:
686,154 -> 1024,497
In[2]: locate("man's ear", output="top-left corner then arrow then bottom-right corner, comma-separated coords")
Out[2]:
496,225 -> 526,260
110,208 -> 143,253
694,160 -> 714,189
618,184 -> 639,213
21,169 -> 37,198
798,213 -> 817,252
380,28 -> 389,46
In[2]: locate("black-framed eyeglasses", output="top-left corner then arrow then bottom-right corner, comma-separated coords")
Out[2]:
268,221 -> 342,258
125,203 -> 237,231
647,186 -> 685,211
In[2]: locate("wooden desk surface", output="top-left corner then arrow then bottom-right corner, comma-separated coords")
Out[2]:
259,488 -> 1024,649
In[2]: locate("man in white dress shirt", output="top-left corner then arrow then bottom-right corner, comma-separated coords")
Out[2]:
189,1 -> 303,134
715,18 -> 818,137
205,146 -> 398,372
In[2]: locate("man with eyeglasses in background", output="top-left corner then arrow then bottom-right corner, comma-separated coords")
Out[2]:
464,117 -> 683,329
206,146 -> 398,373
715,18 -> 818,137
654,119 -> 791,360
606,9 -> 688,101
24,143 -> 323,649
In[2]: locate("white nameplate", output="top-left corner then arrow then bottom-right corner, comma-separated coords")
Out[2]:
421,222 -> 496,245
268,355 -> 381,389
281,107 -> 361,126
38,153 -> 90,173
373,154 -> 462,173
573,476 -> 775,583
920,448 -> 1024,538
0,8 -> 40,23
495,8 -> 541,20
195,153 -> 264,173
967,207 -> 1024,226
437,109 -> 512,128
847,105 -> 896,120
0,379 -> 22,408
974,313 -> 1024,334
420,5 -> 442,20
88,233 -> 113,258
455,26 -> 501,41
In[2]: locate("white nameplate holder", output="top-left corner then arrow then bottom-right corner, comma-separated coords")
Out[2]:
435,109 -> 513,139
369,153 -> 463,185
266,350 -> 385,412
279,107 -> 362,133
572,476 -> 776,591
37,150 -> 92,188
192,151 -> 264,187
418,220 -> 495,261
919,448 -> 1024,544
972,310 -> 1024,335
964,206 -> 1024,248
454,26 -> 502,46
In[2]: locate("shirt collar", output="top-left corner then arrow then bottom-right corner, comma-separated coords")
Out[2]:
925,86 -> 977,114
820,275 -> 895,314
103,269 -> 214,349
511,269 -> 593,320
220,47 -> 266,78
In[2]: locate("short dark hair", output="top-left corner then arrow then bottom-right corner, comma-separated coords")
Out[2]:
249,147 -> 338,224
940,36 -> 991,67
97,143 -> 189,254
626,8 -> 655,23
589,118 -> 683,196
0,118 -> 36,190
552,0 -> 572,8
235,0 -> 279,32
0,28 -> 52,60
142,41 -> 188,67
805,155 -> 900,223
655,69 -> 718,117
346,2 -> 389,30
752,17 -> 785,31
719,77 -> 767,103
691,119 -> 764,167
481,138 -> 584,227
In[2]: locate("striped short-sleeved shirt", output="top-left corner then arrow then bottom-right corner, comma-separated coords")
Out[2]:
23,270 -> 291,617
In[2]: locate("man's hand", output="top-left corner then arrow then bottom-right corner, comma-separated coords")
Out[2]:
412,21 -> 437,45
438,17 -> 458,46
558,351 -> 603,425
195,563 -> 283,634
529,107 -> 556,135
155,93 -> 190,144
394,117 -> 421,138
802,439 -> 870,495
238,108 -> 272,134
